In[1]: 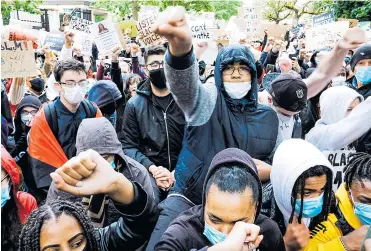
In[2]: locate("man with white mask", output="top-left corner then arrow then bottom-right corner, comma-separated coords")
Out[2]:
270,139 -> 334,251
145,7 -> 366,250
28,59 -> 102,201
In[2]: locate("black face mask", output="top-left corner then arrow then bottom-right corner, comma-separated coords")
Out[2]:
29,78 -> 45,92
149,68 -> 167,90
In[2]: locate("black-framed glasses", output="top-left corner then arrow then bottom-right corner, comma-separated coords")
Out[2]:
223,66 -> 251,76
1,173 -> 9,183
21,110 -> 38,116
147,61 -> 164,71
59,80 -> 88,88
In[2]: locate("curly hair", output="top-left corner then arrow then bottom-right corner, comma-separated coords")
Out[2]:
19,199 -> 101,251
344,152 -> 371,191
289,165 -> 334,225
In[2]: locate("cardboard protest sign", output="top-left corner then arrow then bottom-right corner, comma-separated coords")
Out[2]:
306,21 -> 349,51
74,32 -> 93,56
189,17 -> 211,40
323,150 -> 356,192
1,41 -> 37,78
118,20 -> 138,38
312,10 -> 335,27
358,22 -> 371,44
44,33 -> 65,52
92,20 -> 122,55
243,5 -> 261,34
69,17 -> 93,34
338,18 -> 358,28
136,13 -> 163,46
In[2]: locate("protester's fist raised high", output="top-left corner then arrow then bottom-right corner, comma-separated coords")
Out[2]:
338,27 -> 366,50
64,31 -> 74,47
152,6 -> 193,57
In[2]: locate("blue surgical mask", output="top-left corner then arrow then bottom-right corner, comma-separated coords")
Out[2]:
203,222 -> 227,245
110,161 -> 116,169
295,193 -> 324,218
355,66 -> 371,85
351,191 -> 371,225
344,56 -> 351,64
1,184 -> 10,207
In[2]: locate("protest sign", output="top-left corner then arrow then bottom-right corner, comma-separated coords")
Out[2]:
69,17 -> 93,34
306,21 -> 349,51
118,20 -> 138,38
74,32 -> 93,56
44,33 -> 65,52
358,22 -> 371,44
189,17 -> 211,40
202,12 -> 218,29
92,20 -> 122,55
323,150 -> 356,192
312,10 -> 335,27
243,5 -> 260,34
338,18 -> 359,28
1,41 -> 37,78
136,13 -> 163,46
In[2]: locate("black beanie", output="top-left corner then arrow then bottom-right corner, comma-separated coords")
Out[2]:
350,44 -> 371,71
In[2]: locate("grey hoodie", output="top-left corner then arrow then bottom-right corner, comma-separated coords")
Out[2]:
47,117 -> 154,227
306,86 -> 371,151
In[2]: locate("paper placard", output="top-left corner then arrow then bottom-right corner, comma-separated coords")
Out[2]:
118,20 -> 138,38
312,10 -> 335,27
1,41 -> 37,78
323,150 -> 356,192
43,33 -> 65,52
74,31 -> 93,56
243,5 -> 260,34
69,17 -> 93,34
189,17 -> 211,40
136,13 -> 163,46
306,21 -> 349,51
358,22 -> 371,44
92,20 -> 122,55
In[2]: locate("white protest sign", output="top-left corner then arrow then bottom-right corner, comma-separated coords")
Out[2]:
189,16 -> 211,40
1,41 -> 37,78
323,149 -> 356,192
306,21 -> 349,51
92,20 -> 122,55
69,16 -> 93,34
74,31 -> 93,56
136,13 -> 163,46
243,5 -> 260,34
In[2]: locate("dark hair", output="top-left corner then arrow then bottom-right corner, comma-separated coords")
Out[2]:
53,59 -> 86,82
2,185 -> 22,251
19,199 -> 101,251
205,163 -> 260,205
344,152 -> 371,191
289,165 -> 333,225
144,45 -> 166,64
124,73 -> 142,95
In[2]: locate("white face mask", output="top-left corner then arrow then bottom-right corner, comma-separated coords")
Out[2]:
62,85 -> 84,105
21,114 -> 34,126
223,82 -> 252,99
331,76 -> 346,86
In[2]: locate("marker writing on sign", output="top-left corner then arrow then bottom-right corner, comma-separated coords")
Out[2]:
1,41 -> 24,51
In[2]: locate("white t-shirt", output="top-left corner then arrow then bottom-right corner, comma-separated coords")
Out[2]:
277,113 -> 295,141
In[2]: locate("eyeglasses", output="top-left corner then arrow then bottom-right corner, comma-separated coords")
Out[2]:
223,66 -> 250,76
59,81 -> 88,88
1,174 -> 9,183
147,61 -> 164,71
21,110 -> 38,116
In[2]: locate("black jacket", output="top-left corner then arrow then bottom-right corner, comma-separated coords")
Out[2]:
347,76 -> 371,99
120,79 -> 185,171
155,148 -> 285,251
25,91 -> 49,104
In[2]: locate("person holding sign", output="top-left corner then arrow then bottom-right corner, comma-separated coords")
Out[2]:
270,139 -> 334,251
306,152 -> 371,251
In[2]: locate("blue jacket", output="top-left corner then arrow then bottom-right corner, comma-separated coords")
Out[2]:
164,45 -> 279,205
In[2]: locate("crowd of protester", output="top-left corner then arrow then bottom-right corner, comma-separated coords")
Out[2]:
1,6 -> 371,251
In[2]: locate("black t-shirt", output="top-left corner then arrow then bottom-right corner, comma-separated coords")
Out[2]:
152,94 -> 172,111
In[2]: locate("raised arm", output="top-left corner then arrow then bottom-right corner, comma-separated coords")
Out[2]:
152,7 -> 217,126
305,28 -> 366,99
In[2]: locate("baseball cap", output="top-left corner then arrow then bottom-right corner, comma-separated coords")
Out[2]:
269,73 -> 308,112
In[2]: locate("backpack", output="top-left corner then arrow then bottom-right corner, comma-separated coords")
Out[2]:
44,100 -> 97,139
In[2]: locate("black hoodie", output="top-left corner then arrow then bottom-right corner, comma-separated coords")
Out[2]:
155,148 -> 285,251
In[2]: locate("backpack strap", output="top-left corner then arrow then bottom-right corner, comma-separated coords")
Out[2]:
80,100 -> 97,118
334,205 -> 354,236
44,102 -> 59,139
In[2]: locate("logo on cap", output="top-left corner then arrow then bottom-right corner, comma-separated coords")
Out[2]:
296,89 -> 304,99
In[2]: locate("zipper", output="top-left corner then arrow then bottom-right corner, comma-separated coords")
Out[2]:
163,100 -> 174,171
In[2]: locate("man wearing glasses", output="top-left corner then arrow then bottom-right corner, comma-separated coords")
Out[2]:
120,45 -> 185,206
28,59 -> 102,200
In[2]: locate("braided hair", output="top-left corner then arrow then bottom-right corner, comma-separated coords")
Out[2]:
288,165 -> 334,225
19,199 -> 101,251
344,152 -> 371,191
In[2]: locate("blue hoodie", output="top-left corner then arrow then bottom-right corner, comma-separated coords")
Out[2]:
164,44 -> 279,204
